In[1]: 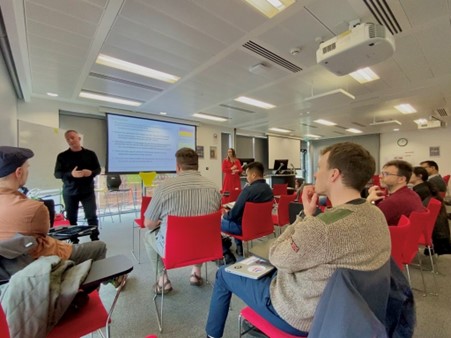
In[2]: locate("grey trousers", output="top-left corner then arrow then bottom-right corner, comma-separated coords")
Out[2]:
69,240 -> 107,265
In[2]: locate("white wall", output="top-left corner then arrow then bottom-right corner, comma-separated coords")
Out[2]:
380,129 -> 451,176
0,52 -> 18,145
197,123 -> 233,188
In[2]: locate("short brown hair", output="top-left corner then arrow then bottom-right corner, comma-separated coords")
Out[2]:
321,142 -> 375,191
246,161 -> 264,177
384,160 -> 413,182
64,129 -> 79,137
175,148 -> 198,170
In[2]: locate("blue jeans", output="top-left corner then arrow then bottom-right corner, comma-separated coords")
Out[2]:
221,218 -> 242,251
205,267 -> 308,338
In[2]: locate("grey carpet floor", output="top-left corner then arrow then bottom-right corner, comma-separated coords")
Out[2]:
86,213 -> 451,338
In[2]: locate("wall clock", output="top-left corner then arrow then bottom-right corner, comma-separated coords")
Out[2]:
397,138 -> 408,147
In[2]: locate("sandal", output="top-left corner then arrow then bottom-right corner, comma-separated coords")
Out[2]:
189,273 -> 204,287
153,280 -> 173,295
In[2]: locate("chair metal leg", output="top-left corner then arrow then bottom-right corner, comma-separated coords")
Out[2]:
417,254 -> 427,296
153,258 -> 164,332
131,225 -> 142,263
427,245 -> 439,295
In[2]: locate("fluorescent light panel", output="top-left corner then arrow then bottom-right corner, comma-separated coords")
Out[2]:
96,54 -> 180,84
414,118 -> 428,125
394,104 -> 416,114
243,0 -> 295,18
234,96 -> 276,109
314,119 -> 337,126
349,67 -> 379,83
47,92 -> 58,97
304,134 -> 321,138
269,127 -> 291,133
193,113 -> 228,122
346,128 -> 363,134
79,91 -> 142,106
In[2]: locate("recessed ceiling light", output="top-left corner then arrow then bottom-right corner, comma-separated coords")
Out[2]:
243,0 -> 295,18
394,104 -> 417,114
269,127 -> 292,133
304,134 -> 321,138
349,67 -> 380,83
46,92 -> 58,97
96,54 -> 180,84
314,119 -> 337,126
79,91 -> 142,106
160,112 -> 167,115
393,128 -> 400,131
234,96 -> 276,109
193,113 -> 228,122
346,128 -> 363,134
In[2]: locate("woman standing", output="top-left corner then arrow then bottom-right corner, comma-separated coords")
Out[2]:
222,148 -> 242,200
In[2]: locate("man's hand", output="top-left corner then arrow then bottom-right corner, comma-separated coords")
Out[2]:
82,169 -> 92,177
367,185 -> 386,203
71,166 -> 84,178
302,185 -> 318,217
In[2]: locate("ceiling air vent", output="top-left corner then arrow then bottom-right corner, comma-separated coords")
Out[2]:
434,108 -> 449,117
301,123 -> 318,128
243,41 -> 302,73
352,122 -> 366,128
89,73 -> 164,92
219,104 -> 255,114
363,0 -> 402,35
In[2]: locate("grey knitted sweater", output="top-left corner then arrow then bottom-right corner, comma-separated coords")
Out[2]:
269,199 -> 391,332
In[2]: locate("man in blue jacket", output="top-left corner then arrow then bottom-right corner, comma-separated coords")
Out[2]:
221,161 -> 273,263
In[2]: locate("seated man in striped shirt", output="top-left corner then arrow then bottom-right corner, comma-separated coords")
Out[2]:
143,147 -> 222,294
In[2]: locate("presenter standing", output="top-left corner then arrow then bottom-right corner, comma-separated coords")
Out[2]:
222,148 -> 242,202
54,130 -> 101,240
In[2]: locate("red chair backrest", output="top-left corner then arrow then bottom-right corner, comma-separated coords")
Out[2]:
137,196 -> 152,228
403,209 -> 430,264
272,184 -> 288,196
0,304 -> 10,338
443,174 -> 450,185
163,211 -> 222,269
421,198 -> 442,245
388,215 -> 410,270
241,201 -> 275,240
277,194 -> 297,226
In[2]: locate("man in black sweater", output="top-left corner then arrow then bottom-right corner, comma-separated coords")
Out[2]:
54,130 -> 101,240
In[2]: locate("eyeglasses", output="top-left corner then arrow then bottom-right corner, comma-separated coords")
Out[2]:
380,171 -> 400,177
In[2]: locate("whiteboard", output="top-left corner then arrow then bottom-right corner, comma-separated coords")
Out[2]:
18,120 -> 69,190
268,136 -> 301,169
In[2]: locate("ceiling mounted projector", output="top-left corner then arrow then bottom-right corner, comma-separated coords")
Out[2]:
316,23 -> 395,76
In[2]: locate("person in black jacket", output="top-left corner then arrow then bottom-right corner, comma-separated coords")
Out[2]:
410,166 -> 451,255
54,130 -> 101,240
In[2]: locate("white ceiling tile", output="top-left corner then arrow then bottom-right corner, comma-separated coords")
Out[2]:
26,2 -> 98,37
28,0 -> 105,23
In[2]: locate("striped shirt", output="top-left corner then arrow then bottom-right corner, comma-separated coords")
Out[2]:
144,171 -> 221,255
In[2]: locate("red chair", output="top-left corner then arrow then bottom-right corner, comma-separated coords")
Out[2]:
223,201 -> 275,256
131,196 -> 152,263
239,306 -> 306,338
1,255 -> 132,338
388,215 -> 410,270
418,198 -> 442,294
272,183 -> 288,196
443,174 -> 450,186
403,210 -> 431,294
272,194 -> 297,236
153,211 -> 223,332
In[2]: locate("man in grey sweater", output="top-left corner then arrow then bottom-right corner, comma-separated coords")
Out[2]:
205,142 -> 391,337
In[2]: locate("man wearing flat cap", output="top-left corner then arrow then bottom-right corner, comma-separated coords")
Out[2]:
0,146 -> 106,264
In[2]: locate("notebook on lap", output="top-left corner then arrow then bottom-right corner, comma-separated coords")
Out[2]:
225,256 -> 274,280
